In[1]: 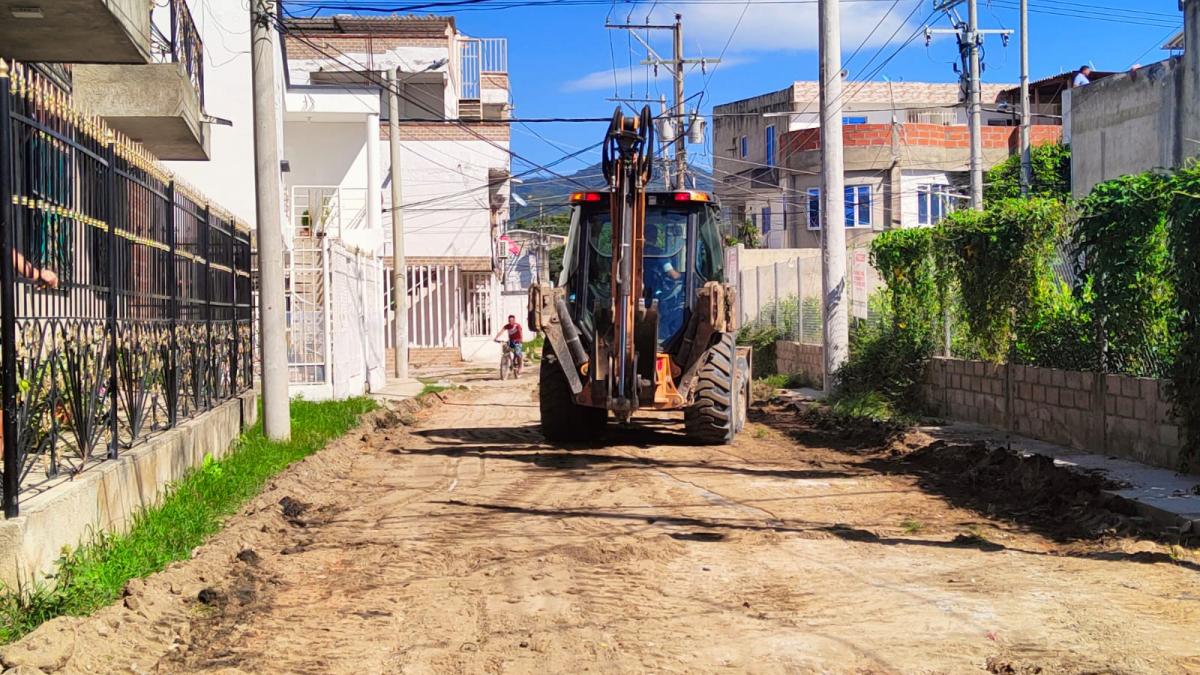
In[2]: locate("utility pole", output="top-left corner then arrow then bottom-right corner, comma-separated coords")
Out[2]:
672,13 -> 686,189
606,15 -> 718,190
1019,0 -> 1032,196
928,1 -> 1011,211
387,68 -> 409,379
818,0 -> 849,393
966,0 -> 983,210
250,0 -> 290,440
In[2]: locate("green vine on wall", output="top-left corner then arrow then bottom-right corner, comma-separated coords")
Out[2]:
939,198 -> 1065,360
1074,173 -> 1178,377
1168,163 -> 1200,471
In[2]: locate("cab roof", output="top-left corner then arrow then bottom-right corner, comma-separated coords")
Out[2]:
569,190 -> 716,204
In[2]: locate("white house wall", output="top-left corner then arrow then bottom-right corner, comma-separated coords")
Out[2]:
282,120 -> 383,253
383,137 -> 511,259
161,0 -> 258,226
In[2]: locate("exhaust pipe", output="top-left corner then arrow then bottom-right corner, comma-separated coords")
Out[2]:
555,295 -> 590,368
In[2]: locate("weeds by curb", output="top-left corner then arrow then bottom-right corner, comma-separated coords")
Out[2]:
0,397 -> 377,644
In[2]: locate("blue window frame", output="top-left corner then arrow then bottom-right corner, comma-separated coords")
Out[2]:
765,125 -> 776,167
843,185 -> 872,227
740,135 -> 748,158
808,185 -> 871,228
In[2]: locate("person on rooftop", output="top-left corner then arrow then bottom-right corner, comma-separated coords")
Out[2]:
1073,65 -> 1093,87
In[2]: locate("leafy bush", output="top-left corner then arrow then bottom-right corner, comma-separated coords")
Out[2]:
1074,172 -> 1179,377
984,142 -> 1072,202
737,323 -> 781,378
939,198 -> 1066,359
833,230 -> 943,413
1167,162 -> 1200,470
1014,278 -> 1096,371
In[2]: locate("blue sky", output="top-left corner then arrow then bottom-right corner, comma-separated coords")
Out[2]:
440,0 -> 1184,174
302,1 -> 1185,174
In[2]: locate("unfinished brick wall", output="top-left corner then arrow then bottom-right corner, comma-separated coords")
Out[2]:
923,357 -> 1186,471
775,341 -> 824,388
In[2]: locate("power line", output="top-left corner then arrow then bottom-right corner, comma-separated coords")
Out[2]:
276,11 -> 595,187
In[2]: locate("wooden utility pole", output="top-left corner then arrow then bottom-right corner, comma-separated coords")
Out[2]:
250,0 -> 290,440
672,13 -> 686,189
818,0 -> 849,393
606,15 -> 718,190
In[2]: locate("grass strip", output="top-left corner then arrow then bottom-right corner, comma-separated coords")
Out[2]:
0,396 -> 377,644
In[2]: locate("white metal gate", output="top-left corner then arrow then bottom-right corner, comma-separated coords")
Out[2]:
286,238 -> 327,384
286,237 -> 387,396
407,264 -> 462,348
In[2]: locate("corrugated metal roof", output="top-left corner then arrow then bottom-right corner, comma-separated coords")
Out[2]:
1164,29 -> 1184,51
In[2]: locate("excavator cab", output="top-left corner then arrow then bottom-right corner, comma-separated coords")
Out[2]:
528,106 -> 751,444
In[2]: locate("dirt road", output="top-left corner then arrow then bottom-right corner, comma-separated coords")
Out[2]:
5,373 -> 1199,674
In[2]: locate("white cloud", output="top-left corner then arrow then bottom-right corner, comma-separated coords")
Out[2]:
565,1 -> 923,92
646,0 -> 923,56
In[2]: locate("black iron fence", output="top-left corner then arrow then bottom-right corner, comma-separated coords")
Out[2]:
0,60 -> 252,517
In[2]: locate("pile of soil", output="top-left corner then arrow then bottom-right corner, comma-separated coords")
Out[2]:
894,439 -> 1142,540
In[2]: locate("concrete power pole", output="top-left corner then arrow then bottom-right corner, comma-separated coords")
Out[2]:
929,1 -> 1010,210
672,14 -> 686,190
966,0 -> 984,210
818,0 -> 849,393
388,68 -> 409,379
250,0 -> 290,441
1019,0 -> 1032,196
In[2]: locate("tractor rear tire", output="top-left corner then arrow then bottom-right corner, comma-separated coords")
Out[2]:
539,343 -> 607,442
685,332 -> 743,445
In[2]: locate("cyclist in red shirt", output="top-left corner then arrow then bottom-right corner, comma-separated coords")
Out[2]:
494,315 -> 525,361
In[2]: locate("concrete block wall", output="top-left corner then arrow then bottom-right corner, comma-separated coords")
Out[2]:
776,341 -> 824,388
923,357 -> 1187,472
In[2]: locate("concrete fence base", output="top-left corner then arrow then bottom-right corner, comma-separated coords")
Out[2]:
923,358 -> 1186,472
775,341 -> 824,388
0,392 -> 258,589
775,340 -> 1189,473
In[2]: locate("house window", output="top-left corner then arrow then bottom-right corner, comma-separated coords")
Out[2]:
917,184 -> 952,225
765,125 -> 776,167
844,185 -> 872,228
740,136 -> 748,158
807,185 -> 872,229
761,206 -> 772,234
843,116 -> 868,125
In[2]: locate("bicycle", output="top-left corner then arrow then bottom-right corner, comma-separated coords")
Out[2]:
497,340 -> 523,380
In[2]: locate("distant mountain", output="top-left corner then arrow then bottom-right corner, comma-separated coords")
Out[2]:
511,162 -> 713,223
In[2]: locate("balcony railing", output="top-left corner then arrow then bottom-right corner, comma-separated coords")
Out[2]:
290,186 -> 368,240
459,37 -> 507,100
151,0 -> 205,106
